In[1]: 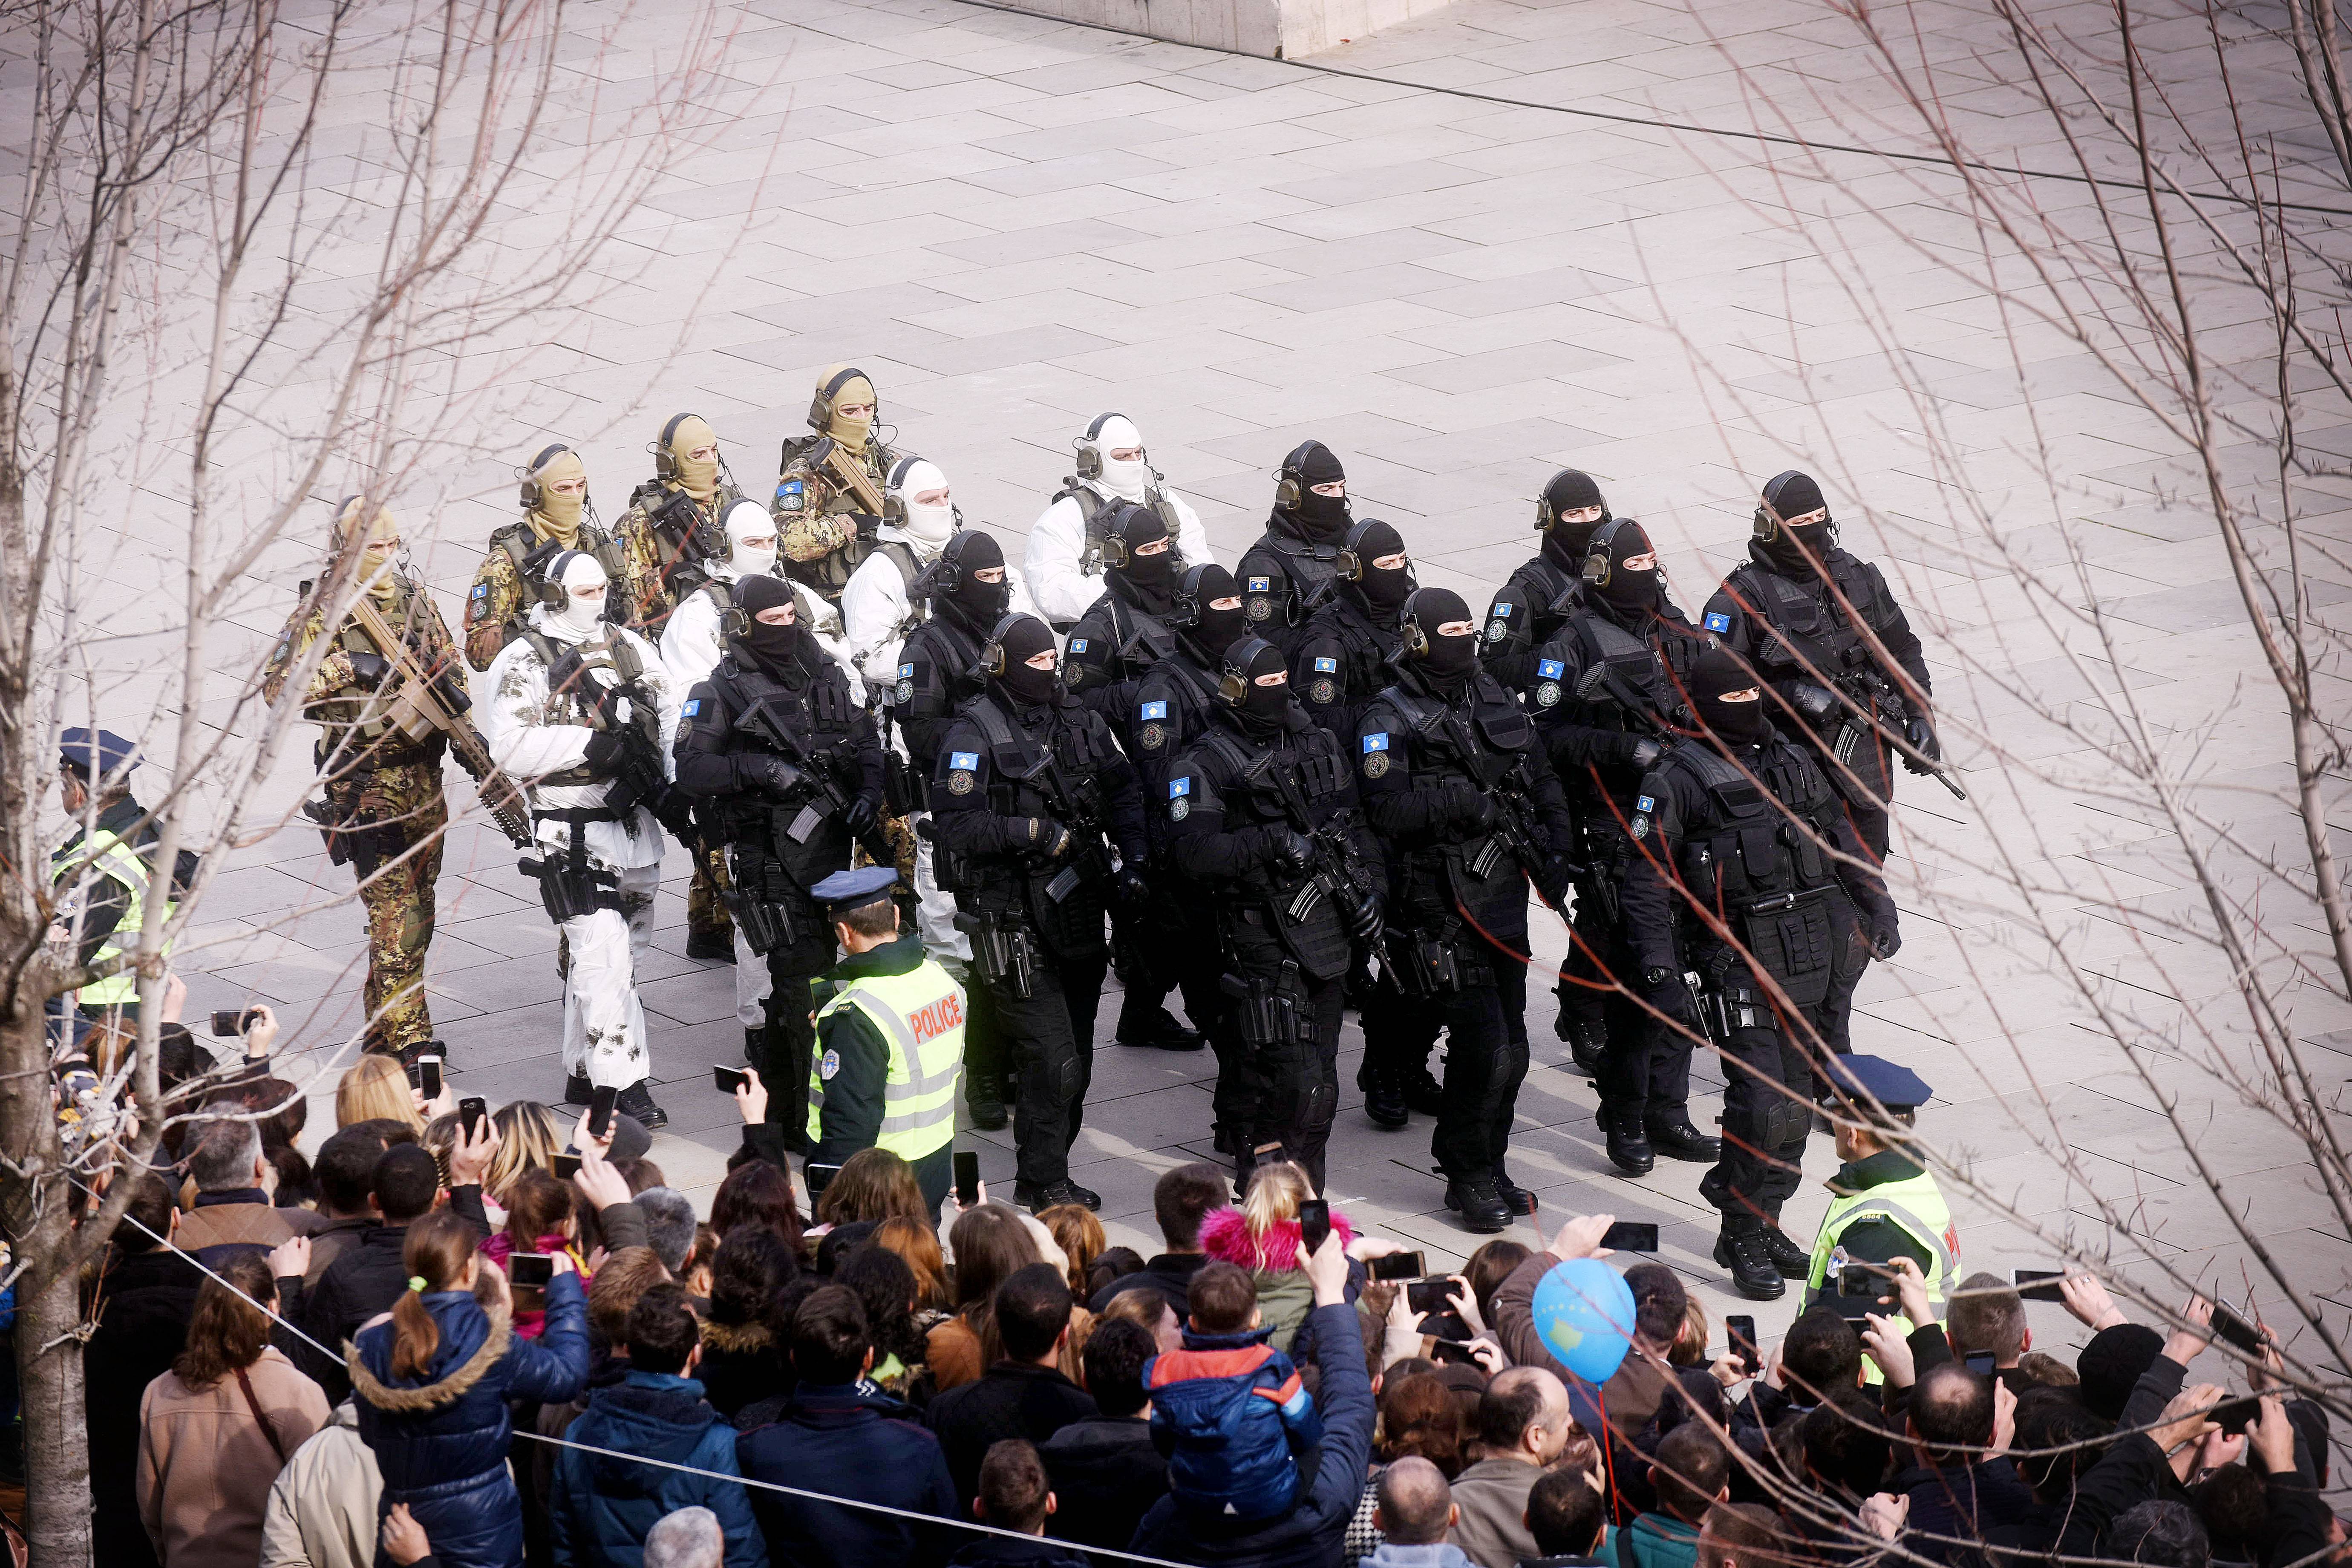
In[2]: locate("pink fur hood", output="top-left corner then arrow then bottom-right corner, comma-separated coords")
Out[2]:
1199,1205 -> 1356,1273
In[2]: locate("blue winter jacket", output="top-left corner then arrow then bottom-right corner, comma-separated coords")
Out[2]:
1145,1323 -> 1323,1524
549,1369 -> 767,1568
738,1381 -> 962,1568
351,1279 -> 591,1568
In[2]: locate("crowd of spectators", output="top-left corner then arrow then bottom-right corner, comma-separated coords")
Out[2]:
78,1035 -> 2342,1568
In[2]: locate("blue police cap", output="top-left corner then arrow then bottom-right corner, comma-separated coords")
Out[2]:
1822,1053 -> 1932,1114
58,727 -> 138,781
810,865 -> 900,917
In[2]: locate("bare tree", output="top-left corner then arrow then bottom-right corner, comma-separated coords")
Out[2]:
0,0 -> 729,1556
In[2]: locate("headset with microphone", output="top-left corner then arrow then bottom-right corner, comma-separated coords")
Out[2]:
1752,469 -> 1836,548
809,366 -> 875,433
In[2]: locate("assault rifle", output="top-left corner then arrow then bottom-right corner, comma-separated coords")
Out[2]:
735,698 -> 891,862
546,646 -> 698,844
344,596 -> 533,847
1262,757 -> 1382,937
808,436 -> 888,519
1035,754 -> 1119,905
1833,666 -> 1966,801
1428,709 -> 1574,909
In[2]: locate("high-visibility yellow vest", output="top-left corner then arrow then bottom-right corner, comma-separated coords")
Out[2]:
1803,1165 -> 1957,1377
807,957 -> 964,1163
52,826 -> 173,1008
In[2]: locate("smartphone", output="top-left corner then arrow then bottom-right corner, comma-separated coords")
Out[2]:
2014,1269 -> 2067,1303
1427,1336 -> 1482,1366
1965,1350 -> 1997,1376
1831,1292 -> 1882,1323
1725,1314 -> 1759,1376
1407,1278 -> 1456,1316
2211,1302 -> 2268,1357
588,1083 -> 617,1139
2214,1395 -> 2261,1436
413,1055 -> 442,1100
1369,1251 -> 1427,1282
552,1152 -> 582,1182
714,1064 -> 750,1095
1298,1199 -> 1331,1259
954,1150 -> 980,1209
1600,1221 -> 1660,1253
508,1253 -> 553,1288
209,1008 -> 257,1037
459,1097 -> 487,1141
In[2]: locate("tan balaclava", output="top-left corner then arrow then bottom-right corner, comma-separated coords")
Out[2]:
532,447 -> 587,546
666,414 -> 720,502
336,498 -> 402,602
813,366 -> 876,452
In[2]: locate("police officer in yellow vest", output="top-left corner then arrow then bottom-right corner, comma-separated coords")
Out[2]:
1805,1053 -> 1957,1329
805,866 -> 966,1213
49,727 -> 178,1031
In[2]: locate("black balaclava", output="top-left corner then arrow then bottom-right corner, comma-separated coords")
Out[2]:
1756,470 -> 1833,578
990,614 -> 1061,709
1690,647 -> 1768,747
1586,518 -> 1663,621
1223,636 -> 1297,739
937,529 -> 1012,633
732,574 -> 809,678
1108,502 -> 1176,614
1276,441 -> 1351,542
1176,563 -> 1249,666
1539,469 -> 1609,570
1403,586 -> 1479,696
1340,518 -> 1413,623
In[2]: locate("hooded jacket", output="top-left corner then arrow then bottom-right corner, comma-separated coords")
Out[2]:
1148,1323 -> 1322,1523
548,1368 -> 766,1568
349,1279 -> 590,1568
738,1381 -> 962,1568
1039,1413 -> 1169,1550
1198,1207 -> 1359,1355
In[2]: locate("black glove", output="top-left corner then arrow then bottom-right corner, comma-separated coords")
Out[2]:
1534,853 -> 1574,911
1869,911 -> 1902,959
347,650 -> 390,691
742,754 -> 802,798
1643,965 -> 1696,1023
1628,736 -> 1663,771
843,793 -> 879,838
581,729 -> 628,775
1028,817 -> 1069,859
1347,889 -> 1384,944
1115,867 -> 1151,907
1261,829 -> 1314,877
1789,680 -> 1837,723
1441,784 -> 1497,834
1902,714 -> 1939,773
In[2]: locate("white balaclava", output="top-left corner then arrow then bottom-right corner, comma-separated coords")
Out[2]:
548,550 -> 610,643
889,457 -> 958,550
720,496 -> 778,580
1080,413 -> 1150,504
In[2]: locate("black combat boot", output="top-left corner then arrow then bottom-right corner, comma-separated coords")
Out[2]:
1445,1176 -> 1512,1234
1561,1017 -> 1607,1078
1017,1179 -> 1099,1213
564,1070 -> 593,1107
615,1078 -> 668,1130
686,928 -> 735,963
1761,1221 -> 1812,1277
965,1073 -> 1008,1132
1714,1220 -> 1787,1300
1361,1064 -> 1409,1130
1494,1170 -> 1539,1217
1404,1066 -> 1446,1118
1646,1115 -> 1721,1162
1604,1104 -> 1654,1176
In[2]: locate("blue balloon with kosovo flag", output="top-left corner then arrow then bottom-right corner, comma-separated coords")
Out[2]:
1531,1257 -> 1637,1384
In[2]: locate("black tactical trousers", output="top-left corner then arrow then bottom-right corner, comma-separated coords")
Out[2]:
1589,926 -> 1691,1124
1114,871 -> 1223,1042
960,960 -> 1008,1096
1553,875 -> 1617,1047
1428,957 -> 1531,1183
761,921 -> 836,1154
1700,1020 -> 1813,1224
1234,965 -> 1346,1192
1821,761 -> 1891,1061
989,945 -> 1107,1189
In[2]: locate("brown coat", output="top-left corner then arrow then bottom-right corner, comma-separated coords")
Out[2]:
175,1200 -> 317,1255
1492,1251 -> 1672,1439
140,1346 -> 331,1568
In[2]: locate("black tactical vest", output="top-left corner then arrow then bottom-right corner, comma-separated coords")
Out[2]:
957,694 -> 1120,959
1667,738 -> 1842,1005
1189,723 -> 1358,982
705,654 -> 865,889
1379,674 -> 1540,925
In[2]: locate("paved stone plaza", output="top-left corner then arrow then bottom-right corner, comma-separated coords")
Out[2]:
159,0 -> 2351,1350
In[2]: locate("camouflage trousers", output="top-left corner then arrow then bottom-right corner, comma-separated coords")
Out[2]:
341,763 -> 446,1055
687,844 -> 734,940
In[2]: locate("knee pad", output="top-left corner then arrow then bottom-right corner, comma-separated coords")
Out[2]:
1049,1051 -> 1085,1104
1300,1074 -> 1338,1134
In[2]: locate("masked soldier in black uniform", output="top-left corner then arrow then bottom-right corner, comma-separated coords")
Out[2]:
928,613 -> 1148,1213
1237,441 -> 1351,656
1356,589 -> 1578,1233
1701,470 -> 1934,1057
673,574 -> 885,1150
1529,519 -> 1718,1175
1622,648 -> 1899,1297
1063,503 -> 1212,1055
1162,637 -> 1384,1191
1482,470 -> 1612,697
1292,517 -> 1413,742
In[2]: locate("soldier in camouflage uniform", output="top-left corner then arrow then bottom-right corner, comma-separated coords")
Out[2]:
613,412 -> 742,636
459,443 -> 637,672
610,414 -> 742,957
261,500 -> 460,1063
771,365 -> 905,606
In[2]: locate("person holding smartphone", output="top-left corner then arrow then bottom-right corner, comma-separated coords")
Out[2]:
800,866 -> 966,1215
